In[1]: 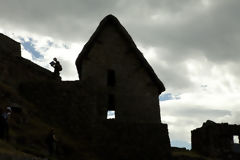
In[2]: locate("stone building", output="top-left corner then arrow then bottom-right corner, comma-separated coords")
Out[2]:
76,15 -> 165,123
192,120 -> 240,159
75,14 -> 171,160
0,15 -> 171,160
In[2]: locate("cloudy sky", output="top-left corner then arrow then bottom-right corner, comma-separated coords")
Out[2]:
1,0 -> 240,149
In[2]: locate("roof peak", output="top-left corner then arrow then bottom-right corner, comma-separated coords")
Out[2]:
76,15 -> 165,93
99,14 -> 121,26
103,14 -> 118,20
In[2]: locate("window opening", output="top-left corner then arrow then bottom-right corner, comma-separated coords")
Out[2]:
107,110 -> 115,119
233,135 -> 239,144
107,69 -> 115,86
107,94 -> 115,119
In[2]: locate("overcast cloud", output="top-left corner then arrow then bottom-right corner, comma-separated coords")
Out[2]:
1,0 -> 240,149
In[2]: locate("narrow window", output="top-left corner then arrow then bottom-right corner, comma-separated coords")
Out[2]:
107,94 -> 115,119
107,69 -> 115,86
233,135 -> 239,144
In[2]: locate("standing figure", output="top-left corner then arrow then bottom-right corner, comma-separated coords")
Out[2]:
46,128 -> 58,156
0,107 -> 11,140
50,58 -> 62,78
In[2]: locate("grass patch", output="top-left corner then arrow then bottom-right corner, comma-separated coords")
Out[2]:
172,149 -> 215,160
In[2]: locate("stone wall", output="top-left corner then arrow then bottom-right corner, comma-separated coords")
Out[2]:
0,33 -> 21,57
192,120 -> 240,158
19,81 -> 171,160
18,81 -> 97,138
92,121 -> 171,160
0,34 -> 54,88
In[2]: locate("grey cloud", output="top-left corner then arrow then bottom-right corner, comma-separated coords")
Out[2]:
128,0 -> 240,64
2,0 -> 240,64
0,0 -> 206,43
151,61 -> 194,92
163,106 -> 231,119
229,111 -> 240,124
0,0 -> 120,42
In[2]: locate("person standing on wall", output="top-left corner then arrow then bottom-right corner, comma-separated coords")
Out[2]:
50,58 -> 62,79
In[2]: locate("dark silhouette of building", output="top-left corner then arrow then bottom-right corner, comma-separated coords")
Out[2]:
0,33 -> 21,57
76,15 -> 165,123
75,14 -> 171,160
0,15 -> 171,160
192,120 -> 240,159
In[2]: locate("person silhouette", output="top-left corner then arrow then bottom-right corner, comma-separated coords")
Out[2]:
0,107 -> 11,140
50,58 -> 62,78
46,128 -> 58,156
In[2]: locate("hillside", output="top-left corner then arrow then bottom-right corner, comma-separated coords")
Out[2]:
0,79 -> 100,160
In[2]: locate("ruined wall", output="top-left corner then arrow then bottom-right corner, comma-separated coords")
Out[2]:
0,34 -> 54,88
18,81 -> 97,139
19,80 -> 171,160
0,33 -> 21,57
192,120 -> 240,158
79,24 -> 161,123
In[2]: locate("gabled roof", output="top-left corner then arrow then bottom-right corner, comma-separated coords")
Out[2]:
75,14 -> 165,93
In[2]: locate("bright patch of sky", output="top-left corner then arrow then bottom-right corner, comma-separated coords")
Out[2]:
171,140 -> 191,150
20,37 -> 44,59
159,93 -> 180,101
